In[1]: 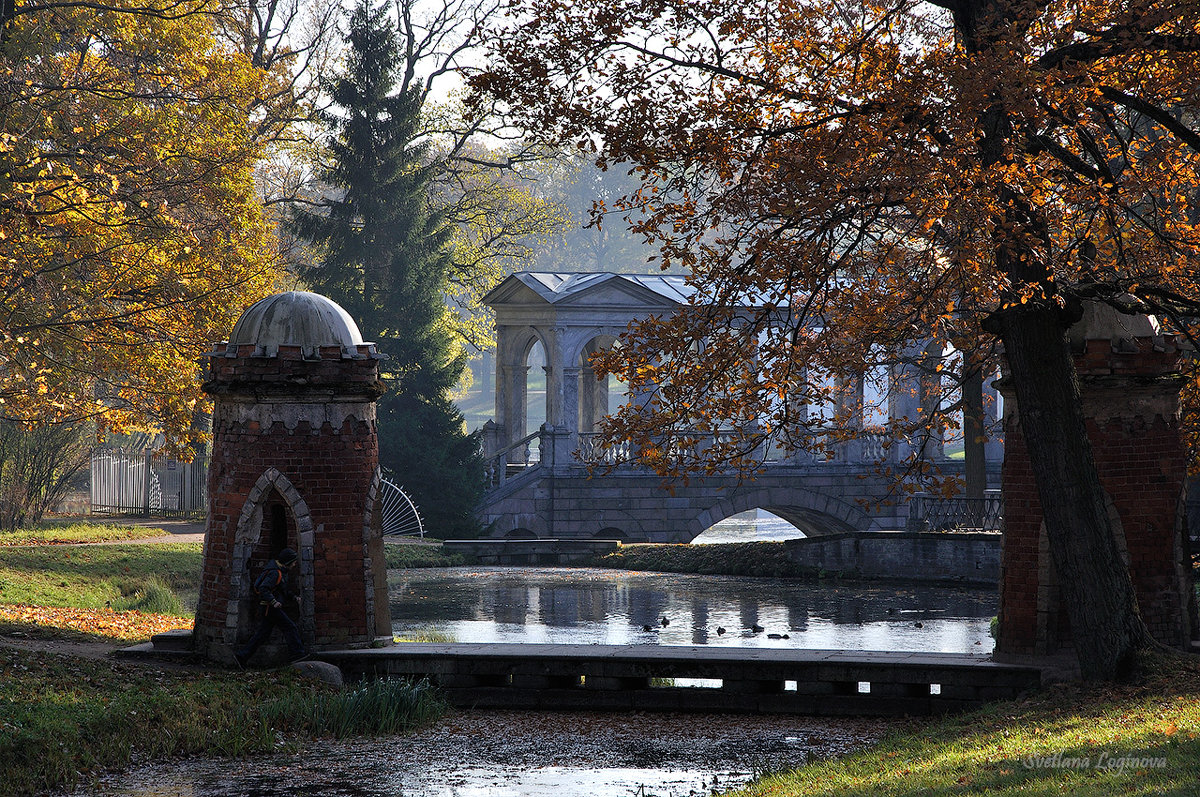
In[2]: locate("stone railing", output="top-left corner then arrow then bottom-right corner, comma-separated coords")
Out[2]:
857,431 -> 892,463
575,428 -> 919,467
576,429 -> 759,466
485,430 -> 542,488
575,432 -> 630,465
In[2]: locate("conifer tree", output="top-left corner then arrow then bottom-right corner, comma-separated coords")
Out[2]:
290,0 -> 483,536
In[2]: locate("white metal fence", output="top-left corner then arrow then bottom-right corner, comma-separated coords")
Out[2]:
90,449 -> 208,517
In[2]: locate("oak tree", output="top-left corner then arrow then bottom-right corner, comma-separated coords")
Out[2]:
479,0 -> 1200,679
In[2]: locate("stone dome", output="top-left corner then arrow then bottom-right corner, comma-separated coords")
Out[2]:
228,291 -> 366,357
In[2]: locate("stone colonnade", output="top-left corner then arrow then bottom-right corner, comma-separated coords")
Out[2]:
481,273 -> 1003,468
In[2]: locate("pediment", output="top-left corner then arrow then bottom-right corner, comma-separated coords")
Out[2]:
484,272 -> 692,311
555,277 -> 680,310
482,275 -> 555,307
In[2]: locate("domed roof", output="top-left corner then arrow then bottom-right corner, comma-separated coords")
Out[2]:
228,291 -> 366,357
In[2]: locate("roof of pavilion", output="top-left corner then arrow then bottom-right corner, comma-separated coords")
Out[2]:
483,272 -> 696,307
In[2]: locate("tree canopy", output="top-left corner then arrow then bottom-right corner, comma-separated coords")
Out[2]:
0,0 -> 282,450
479,0 -> 1200,678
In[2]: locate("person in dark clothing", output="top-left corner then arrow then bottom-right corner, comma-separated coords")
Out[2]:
235,548 -> 308,667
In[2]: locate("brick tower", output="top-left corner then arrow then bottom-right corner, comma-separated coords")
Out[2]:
995,302 -> 1195,657
192,291 -> 392,664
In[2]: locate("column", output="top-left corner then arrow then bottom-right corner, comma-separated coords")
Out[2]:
502,364 -> 529,445
983,371 -> 1004,465
543,327 -> 566,428
835,374 -> 864,462
889,355 -> 923,463
562,366 -> 581,448
918,341 -> 945,460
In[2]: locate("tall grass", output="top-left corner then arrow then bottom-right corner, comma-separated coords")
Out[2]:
110,575 -> 185,615
395,627 -> 457,643
384,543 -> 464,569
0,649 -> 447,796
257,678 -> 446,739
593,541 -> 805,578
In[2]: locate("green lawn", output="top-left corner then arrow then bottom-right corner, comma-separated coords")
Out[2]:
731,651 -> 1200,797
0,542 -> 203,614
0,521 -> 166,547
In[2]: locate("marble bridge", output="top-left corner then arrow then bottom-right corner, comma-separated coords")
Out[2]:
478,273 -> 1003,543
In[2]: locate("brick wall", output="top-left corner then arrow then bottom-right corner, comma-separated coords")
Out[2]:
996,336 -> 1194,656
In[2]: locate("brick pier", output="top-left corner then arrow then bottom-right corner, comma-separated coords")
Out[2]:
192,292 -> 393,664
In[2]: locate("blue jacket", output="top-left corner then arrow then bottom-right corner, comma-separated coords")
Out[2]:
252,561 -> 293,606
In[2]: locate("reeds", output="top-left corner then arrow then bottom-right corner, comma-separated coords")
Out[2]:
256,677 -> 446,739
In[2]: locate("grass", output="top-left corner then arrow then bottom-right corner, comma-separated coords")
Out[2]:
0,521 -> 166,547
384,541 -> 465,569
109,575 -> 186,615
0,542 -> 203,617
729,650 -> 1200,797
592,541 -> 809,578
394,627 -> 457,643
257,677 -> 445,739
0,648 -> 446,796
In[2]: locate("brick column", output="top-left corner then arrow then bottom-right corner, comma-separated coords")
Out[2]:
193,336 -> 391,663
996,308 -> 1194,656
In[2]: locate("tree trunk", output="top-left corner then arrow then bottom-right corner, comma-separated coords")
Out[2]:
995,303 -> 1153,680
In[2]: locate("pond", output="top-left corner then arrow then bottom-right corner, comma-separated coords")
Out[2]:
390,566 -> 997,655
69,563 -> 994,796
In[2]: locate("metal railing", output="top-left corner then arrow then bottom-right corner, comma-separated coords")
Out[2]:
379,477 -> 425,537
90,449 -> 208,517
908,493 -> 1003,532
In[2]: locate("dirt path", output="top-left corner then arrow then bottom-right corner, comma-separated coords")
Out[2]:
87,518 -> 206,545
0,634 -> 119,660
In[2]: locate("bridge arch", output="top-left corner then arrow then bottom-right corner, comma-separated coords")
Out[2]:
575,508 -> 645,541
687,486 -> 881,541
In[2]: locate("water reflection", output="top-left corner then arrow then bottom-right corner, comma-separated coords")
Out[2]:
390,567 -> 997,654
693,508 -> 806,544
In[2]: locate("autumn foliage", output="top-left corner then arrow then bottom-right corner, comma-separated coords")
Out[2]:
0,0 -> 282,449
0,603 -> 189,642
479,0 -> 1200,679
479,0 -> 1199,469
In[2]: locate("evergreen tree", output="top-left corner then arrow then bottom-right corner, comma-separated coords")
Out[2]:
290,0 -> 483,536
